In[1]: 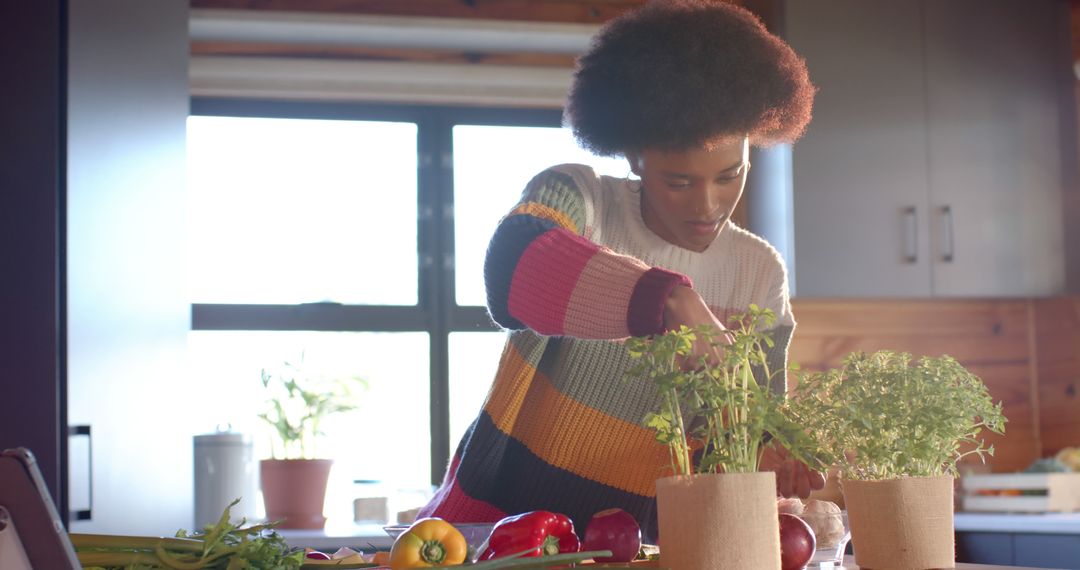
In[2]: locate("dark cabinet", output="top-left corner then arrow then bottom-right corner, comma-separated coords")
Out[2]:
958,531 -> 1080,569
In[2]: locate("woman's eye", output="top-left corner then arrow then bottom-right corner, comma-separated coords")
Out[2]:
666,180 -> 691,189
716,168 -> 745,183
716,175 -> 740,183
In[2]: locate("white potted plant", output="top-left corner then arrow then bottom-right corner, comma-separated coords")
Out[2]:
257,352 -> 365,529
626,306 -> 822,570
791,351 -> 1006,570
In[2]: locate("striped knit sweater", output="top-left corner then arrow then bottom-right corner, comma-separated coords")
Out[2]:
418,164 -> 796,541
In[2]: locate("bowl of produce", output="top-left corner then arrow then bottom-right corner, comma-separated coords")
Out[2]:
384,522 -> 494,561
779,498 -> 850,568
796,510 -> 850,567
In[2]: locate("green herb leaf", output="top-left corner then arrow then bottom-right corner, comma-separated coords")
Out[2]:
788,350 -> 1007,480
625,307 -> 812,475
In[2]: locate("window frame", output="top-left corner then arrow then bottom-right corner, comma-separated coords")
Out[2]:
189,97 -> 564,484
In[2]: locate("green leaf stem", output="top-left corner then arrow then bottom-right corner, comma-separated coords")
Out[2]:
625,306 -> 820,476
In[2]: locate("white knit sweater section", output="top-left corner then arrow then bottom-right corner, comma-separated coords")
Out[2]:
552,163 -> 796,332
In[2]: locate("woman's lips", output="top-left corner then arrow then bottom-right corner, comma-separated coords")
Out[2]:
686,218 -> 722,236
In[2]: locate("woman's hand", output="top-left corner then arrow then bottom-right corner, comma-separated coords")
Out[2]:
760,446 -> 827,499
663,285 -> 732,368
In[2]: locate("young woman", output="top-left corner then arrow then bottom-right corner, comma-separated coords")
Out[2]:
420,0 -> 820,541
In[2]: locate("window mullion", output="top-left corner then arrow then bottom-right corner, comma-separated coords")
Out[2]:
419,113 -> 454,486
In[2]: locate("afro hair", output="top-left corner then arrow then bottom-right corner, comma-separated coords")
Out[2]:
565,0 -> 815,156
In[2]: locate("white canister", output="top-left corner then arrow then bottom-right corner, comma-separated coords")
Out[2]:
193,432 -> 258,528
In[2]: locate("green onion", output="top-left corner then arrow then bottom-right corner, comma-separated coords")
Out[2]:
71,533 -> 205,552
448,549 -> 614,569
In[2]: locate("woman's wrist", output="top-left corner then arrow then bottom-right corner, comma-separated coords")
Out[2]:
630,269 -> 693,336
663,285 -> 698,330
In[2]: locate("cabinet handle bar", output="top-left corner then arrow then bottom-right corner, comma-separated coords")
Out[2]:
903,206 -> 918,264
941,205 -> 954,263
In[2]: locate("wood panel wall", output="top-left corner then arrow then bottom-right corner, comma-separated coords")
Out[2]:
1034,297 -> 1080,457
789,298 -> 1080,474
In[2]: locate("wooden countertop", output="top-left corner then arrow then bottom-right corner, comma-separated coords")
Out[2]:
841,556 -> 1045,569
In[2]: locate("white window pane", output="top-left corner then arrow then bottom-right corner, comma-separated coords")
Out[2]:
187,116 -> 418,305
186,331 -> 431,525
448,331 -> 507,448
452,126 -> 630,307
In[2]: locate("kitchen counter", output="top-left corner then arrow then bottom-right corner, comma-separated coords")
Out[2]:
278,523 -> 1064,569
840,556 -> 1047,569
954,511 -> 1080,534
279,521 -> 394,552
280,512 -> 1080,550
954,512 -> 1080,568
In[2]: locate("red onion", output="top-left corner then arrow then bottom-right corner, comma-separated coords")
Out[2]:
581,508 -> 642,563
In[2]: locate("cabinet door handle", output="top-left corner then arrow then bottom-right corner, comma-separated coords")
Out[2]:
69,425 -> 92,521
903,206 -> 918,263
940,205 -> 954,263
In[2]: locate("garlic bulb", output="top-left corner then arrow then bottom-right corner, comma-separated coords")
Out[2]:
801,500 -> 845,547
777,497 -> 805,515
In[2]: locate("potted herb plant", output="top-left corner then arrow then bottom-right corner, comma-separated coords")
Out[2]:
626,306 -> 822,570
791,351 -> 1006,570
257,352 -> 365,529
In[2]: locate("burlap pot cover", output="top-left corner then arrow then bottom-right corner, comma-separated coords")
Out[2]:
656,472 -> 780,570
842,476 -> 955,570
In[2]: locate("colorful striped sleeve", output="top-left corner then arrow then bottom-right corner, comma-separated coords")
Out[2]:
484,166 -> 691,339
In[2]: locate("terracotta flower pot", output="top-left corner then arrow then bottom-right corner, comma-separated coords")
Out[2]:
259,459 -> 333,529
842,475 -> 955,570
656,472 -> 780,570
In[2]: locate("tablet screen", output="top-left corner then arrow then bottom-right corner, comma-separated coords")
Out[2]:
0,449 -> 80,570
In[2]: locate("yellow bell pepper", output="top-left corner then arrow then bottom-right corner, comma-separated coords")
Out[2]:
389,518 -> 468,569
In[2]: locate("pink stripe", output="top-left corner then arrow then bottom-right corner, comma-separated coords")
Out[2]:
563,253 -> 647,339
419,454 -> 507,523
508,229 -> 600,336
422,483 -> 507,524
417,453 -> 461,520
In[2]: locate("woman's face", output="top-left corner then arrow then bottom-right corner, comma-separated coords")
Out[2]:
628,137 -> 750,252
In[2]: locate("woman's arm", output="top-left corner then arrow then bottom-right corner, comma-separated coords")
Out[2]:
485,165 -> 691,339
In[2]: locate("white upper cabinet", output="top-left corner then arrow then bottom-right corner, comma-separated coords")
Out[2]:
786,0 -> 1069,298
922,0 -> 1067,297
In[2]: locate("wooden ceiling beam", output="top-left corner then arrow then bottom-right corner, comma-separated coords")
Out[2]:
190,0 -> 650,24
190,41 -> 578,67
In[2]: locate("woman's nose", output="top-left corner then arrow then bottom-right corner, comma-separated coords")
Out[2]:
692,185 -> 721,215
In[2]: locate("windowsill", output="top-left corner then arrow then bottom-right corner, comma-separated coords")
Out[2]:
278,520 -> 396,551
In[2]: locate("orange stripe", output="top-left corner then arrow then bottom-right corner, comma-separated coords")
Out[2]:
509,202 -> 578,233
513,378 -> 668,496
482,339 -> 669,496
482,340 -> 537,435
516,374 -> 668,496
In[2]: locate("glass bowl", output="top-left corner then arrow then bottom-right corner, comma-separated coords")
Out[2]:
383,522 -> 494,561
795,511 -> 850,568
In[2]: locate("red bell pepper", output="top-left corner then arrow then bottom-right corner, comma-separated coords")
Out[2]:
478,511 -> 581,561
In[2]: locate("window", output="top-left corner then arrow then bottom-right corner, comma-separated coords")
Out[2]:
187,100 -> 629,525
186,330 -> 431,525
188,116 -> 419,305
452,125 -> 628,307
